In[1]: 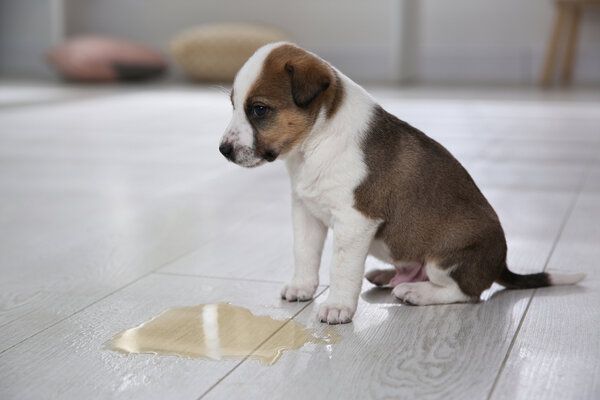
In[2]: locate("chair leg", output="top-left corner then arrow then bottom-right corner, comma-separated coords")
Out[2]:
560,4 -> 582,86
540,4 -> 567,87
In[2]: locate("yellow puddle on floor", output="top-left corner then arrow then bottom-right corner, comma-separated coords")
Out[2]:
109,303 -> 338,365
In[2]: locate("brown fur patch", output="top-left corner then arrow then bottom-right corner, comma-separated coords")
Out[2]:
354,106 -> 507,298
245,44 -> 344,157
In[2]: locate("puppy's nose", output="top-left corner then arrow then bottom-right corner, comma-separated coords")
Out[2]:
219,142 -> 234,159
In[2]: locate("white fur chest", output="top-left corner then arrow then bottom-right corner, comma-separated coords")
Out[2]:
286,133 -> 369,227
285,72 -> 377,228
288,159 -> 344,226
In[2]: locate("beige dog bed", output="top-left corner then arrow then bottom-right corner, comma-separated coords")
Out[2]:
170,24 -> 287,82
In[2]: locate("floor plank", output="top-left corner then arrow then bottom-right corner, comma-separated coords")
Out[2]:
0,274 -> 320,400
0,91 -> 279,350
204,282 -> 534,400
469,161 -> 587,191
490,193 -> 600,400
1,84 -> 599,399
161,188 -> 573,285
0,186 -> 286,352
201,189 -> 577,400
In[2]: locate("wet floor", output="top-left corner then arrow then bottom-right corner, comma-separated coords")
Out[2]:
109,303 -> 338,365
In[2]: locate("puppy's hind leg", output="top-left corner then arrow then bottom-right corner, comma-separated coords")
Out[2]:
365,262 -> 428,287
365,269 -> 397,286
392,263 -> 472,306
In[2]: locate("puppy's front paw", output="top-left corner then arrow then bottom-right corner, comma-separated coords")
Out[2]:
281,281 -> 317,302
318,302 -> 355,325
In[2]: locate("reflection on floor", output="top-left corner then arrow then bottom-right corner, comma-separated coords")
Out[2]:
0,82 -> 599,400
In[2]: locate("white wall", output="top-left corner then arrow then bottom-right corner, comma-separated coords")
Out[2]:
0,0 -> 64,77
2,0 -> 599,84
419,0 -> 600,84
64,0 -> 414,83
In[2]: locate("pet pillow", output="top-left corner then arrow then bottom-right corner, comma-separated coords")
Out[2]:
46,36 -> 167,82
170,23 -> 287,82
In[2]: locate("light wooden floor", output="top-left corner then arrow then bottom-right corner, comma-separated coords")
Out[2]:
0,82 -> 599,400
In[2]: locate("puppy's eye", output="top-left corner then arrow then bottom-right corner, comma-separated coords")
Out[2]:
251,104 -> 268,118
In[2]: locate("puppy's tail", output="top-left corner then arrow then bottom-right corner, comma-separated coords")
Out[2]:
496,265 -> 585,289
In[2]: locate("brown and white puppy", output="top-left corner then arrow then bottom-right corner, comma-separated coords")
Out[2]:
219,42 -> 585,324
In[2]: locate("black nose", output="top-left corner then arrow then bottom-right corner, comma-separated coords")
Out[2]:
219,143 -> 233,159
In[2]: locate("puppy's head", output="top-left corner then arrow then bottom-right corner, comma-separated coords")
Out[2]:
219,42 -> 342,167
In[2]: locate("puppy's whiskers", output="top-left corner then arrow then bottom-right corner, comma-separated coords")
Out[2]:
210,85 -> 232,97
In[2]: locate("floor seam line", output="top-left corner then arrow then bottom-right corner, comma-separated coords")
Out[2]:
486,289 -> 536,400
196,286 -> 329,400
0,308 -> 39,332
486,181 -> 583,400
0,192 -> 313,355
0,245 -> 206,357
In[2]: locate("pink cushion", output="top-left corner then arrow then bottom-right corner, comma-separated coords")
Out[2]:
46,36 -> 167,82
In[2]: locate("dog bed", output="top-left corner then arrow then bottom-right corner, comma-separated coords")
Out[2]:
170,23 -> 287,82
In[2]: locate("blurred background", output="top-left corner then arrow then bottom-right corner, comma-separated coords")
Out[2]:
1,2 -> 600,399
2,0 -> 599,86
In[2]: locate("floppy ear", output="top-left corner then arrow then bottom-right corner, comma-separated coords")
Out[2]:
285,56 -> 331,108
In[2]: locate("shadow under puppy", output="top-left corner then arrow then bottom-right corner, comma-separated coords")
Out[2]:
218,42 -> 585,324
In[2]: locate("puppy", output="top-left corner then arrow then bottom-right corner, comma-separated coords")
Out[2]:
219,42 -> 584,324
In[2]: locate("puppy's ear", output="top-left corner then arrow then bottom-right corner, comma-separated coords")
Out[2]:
285,56 -> 331,108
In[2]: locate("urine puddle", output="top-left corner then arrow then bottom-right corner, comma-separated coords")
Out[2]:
109,303 -> 338,365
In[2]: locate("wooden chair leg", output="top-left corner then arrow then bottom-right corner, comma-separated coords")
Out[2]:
540,4 -> 567,87
560,4 -> 582,86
